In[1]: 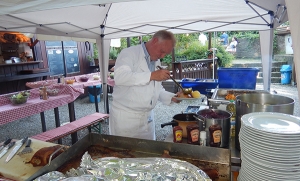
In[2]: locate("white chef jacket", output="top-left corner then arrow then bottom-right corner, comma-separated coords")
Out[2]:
109,44 -> 175,140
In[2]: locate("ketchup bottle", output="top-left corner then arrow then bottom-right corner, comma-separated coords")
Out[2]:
209,124 -> 222,147
186,124 -> 200,145
173,126 -> 183,143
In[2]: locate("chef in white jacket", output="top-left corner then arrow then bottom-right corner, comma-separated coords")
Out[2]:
110,30 -> 180,140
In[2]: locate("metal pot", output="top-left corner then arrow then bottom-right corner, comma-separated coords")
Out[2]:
235,93 -> 295,150
161,113 -> 198,138
196,109 -> 232,148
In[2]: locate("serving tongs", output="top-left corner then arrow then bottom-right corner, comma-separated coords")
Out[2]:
48,145 -> 67,166
156,66 -> 192,94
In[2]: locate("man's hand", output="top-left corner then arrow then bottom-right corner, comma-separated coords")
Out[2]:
171,91 -> 182,103
150,69 -> 170,81
171,96 -> 181,103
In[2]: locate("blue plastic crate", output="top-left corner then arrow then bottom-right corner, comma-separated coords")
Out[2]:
181,78 -> 218,94
88,85 -> 102,103
217,68 -> 259,89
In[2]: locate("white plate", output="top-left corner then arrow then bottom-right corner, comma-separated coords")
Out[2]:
241,112 -> 300,134
240,143 -> 300,162
240,126 -> 300,139
242,153 -> 300,171
241,159 -> 300,180
239,134 -> 300,153
175,96 -> 205,101
175,97 -> 202,101
240,128 -> 300,143
242,124 -> 300,137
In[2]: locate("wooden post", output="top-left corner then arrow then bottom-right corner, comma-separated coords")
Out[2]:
208,32 -> 212,49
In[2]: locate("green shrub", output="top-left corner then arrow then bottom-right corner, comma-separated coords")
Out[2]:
160,54 -> 173,66
93,43 -> 99,59
177,41 -> 207,60
109,48 -> 118,60
215,45 -> 234,67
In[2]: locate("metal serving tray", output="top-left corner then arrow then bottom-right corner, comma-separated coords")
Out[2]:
211,88 -> 270,100
27,133 -> 231,181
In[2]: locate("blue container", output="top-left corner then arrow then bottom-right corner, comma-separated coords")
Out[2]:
280,65 -> 292,84
89,93 -> 100,103
217,68 -> 259,89
88,85 -> 102,103
181,78 -> 218,94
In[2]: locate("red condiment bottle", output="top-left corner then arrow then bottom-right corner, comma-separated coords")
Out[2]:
186,124 -> 200,145
173,126 -> 183,143
209,124 -> 222,147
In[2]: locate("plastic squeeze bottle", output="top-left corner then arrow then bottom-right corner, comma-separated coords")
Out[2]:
200,131 -> 207,146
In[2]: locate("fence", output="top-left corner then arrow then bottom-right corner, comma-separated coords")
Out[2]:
172,58 -> 217,79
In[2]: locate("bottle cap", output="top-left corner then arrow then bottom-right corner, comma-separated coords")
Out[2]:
200,131 -> 206,139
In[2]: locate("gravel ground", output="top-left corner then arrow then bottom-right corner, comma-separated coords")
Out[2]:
0,83 -> 298,146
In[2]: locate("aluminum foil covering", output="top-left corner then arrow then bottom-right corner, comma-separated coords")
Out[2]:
35,152 -> 212,181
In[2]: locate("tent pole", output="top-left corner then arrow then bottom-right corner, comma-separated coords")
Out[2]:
97,37 -> 107,114
212,32 -> 216,79
208,32 -> 212,49
259,29 -> 273,91
286,0 -> 300,102
97,37 -> 111,114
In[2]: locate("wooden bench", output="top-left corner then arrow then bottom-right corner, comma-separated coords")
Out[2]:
31,113 -> 109,143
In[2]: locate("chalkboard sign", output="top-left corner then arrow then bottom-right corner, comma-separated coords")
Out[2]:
64,48 -> 80,73
47,49 -> 65,76
46,41 -> 80,75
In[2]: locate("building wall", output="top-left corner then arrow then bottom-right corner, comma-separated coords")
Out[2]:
235,35 -> 288,59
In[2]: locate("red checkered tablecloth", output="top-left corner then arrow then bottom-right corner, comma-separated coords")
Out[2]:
26,73 -> 114,89
72,73 -> 114,88
25,79 -> 58,89
0,84 -> 84,126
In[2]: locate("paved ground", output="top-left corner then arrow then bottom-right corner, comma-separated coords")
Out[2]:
0,83 -> 298,146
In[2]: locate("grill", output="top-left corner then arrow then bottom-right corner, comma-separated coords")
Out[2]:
27,133 -> 231,181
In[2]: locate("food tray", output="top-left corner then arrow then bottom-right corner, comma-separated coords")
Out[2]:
211,88 -> 270,100
27,133 -> 230,181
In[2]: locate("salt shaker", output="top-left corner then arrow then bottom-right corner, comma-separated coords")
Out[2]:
39,87 -> 43,99
42,87 -> 48,100
200,131 -> 207,146
61,76 -> 65,84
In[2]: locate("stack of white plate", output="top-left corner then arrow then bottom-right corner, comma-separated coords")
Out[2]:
238,112 -> 300,181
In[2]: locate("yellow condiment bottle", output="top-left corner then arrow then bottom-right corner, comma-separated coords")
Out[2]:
226,100 -> 236,138
226,100 -> 236,117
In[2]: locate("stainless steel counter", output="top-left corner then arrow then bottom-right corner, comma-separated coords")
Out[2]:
164,133 -> 241,172
229,137 -> 241,172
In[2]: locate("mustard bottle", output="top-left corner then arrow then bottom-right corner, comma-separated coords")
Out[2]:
226,100 -> 236,117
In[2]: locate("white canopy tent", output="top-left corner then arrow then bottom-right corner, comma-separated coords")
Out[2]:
0,0 -> 298,114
